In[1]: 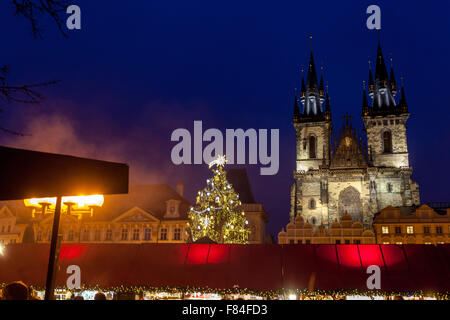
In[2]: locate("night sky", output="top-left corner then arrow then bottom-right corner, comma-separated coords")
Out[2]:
1,1 -> 449,237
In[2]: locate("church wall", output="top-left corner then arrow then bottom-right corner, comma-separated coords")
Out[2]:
365,116 -> 409,167
298,176 -> 322,224
327,177 -> 371,224
375,175 -> 405,209
296,123 -> 330,171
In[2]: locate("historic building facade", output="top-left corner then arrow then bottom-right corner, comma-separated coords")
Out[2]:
278,213 -> 375,244
0,178 -> 269,245
373,205 -> 450,244
290,42 -> 420,230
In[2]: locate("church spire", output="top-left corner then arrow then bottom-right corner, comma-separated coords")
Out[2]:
306,51 -> 319,91
390,57 -> 397,94
398,77 -> 408,113
365,41 -> 400,115
293,88 -> 300,123
375,41 -> 389,83
298,48 -> 326,120
362,81 -> 369,116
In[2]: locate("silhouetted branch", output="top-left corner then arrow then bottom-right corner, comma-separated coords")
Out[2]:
12,0 -> 69,39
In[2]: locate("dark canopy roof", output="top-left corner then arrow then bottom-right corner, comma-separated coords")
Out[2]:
0,244 -> 448,293
226,169 -> 255,204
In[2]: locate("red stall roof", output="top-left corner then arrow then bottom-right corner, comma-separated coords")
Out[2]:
0,244 -> 448,293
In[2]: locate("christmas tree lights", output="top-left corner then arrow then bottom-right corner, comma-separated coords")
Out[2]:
188,155 -> 250,244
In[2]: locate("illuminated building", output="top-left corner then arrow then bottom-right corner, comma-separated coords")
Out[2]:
373,204 -> 450,244
278,213 -> 375,244
0,178 -> 268,244
290,41 -> 420,230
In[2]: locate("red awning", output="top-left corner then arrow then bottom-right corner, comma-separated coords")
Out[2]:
0,244 -> 449,292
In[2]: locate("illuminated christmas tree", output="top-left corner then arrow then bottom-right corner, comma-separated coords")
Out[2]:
188,155 -> 250,244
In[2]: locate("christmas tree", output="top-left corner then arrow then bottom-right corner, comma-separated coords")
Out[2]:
188,155 -> 250,244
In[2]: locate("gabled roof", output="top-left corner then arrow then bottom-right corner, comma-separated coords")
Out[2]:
92,184 -> 191,221
226,169 -> 255,204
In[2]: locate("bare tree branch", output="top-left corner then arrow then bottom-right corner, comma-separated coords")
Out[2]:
12,0 -> 69,39
0,65 -> 60,136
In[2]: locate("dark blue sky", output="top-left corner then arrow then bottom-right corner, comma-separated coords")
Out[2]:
1,1 -> 449,237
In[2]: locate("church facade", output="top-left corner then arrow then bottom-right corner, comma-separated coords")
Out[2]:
290,42 -> 420,230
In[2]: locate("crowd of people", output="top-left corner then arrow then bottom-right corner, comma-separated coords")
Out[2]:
0,281 -> 107,300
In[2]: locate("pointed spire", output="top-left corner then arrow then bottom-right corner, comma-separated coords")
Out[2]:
399,77 -> 408,112
375,41 -> 389,82
319,66 -> 324,96
300,76 -> 306,97
306,50 -> 318,91
324,92 -> 331,120
390,57 -> 397,93
362,80 -> 369,116
293,88 -> 300,122
368,60 -> 374,94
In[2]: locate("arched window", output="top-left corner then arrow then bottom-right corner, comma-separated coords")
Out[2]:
309,135 -> 316,159
383,130 -> 392,153
311,217 -> 317,225
309,199 -> 316,209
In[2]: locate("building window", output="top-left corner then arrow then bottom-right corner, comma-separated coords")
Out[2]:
1,225 -> 4,233
36,231 -> 42,242
297,240 -> 302,244
309,199 -> 316,209
68,230 -> 74,241
289,239 -> 294,244
133,228 -> 140,240
406,226 -> 414,234
387,183 -> 393,193
354,240 -> 361,244
345,239 -> 350,244
305,240 -> 311,244
436,226 -> 443,234
160,228 -> 167,240
173,228 -> 181,240
170,206 -> 175,214
7,225 -> 11,233
105,229 -> 112,241
383,130 -> 392,153
382,226 -> 389,234
94,229 -> 101,241
309,135 -> 316,159
383,242 -> 390,244
395,242 -> 403,245
335,240 -> 341,244
82,229 -> 90,241
424,242 -> 432,245
395,226 -> 401,234
144,228 -> 151,241
437,242 -> 445,245
121,228 -> 128,241
424,226 -> 430,234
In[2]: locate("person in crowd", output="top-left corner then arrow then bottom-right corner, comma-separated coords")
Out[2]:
74,295 -> 84,300
2,281 -> 29,300
94,291 -> 107,300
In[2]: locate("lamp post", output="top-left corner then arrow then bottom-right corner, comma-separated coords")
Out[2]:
25,195 -> 104,300
44,195 -> 62,300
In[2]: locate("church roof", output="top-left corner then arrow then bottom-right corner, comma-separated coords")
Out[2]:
364,41 -> 408,117
330,116 -> 368,169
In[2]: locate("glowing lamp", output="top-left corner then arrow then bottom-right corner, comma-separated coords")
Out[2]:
25,194 -> 104,209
